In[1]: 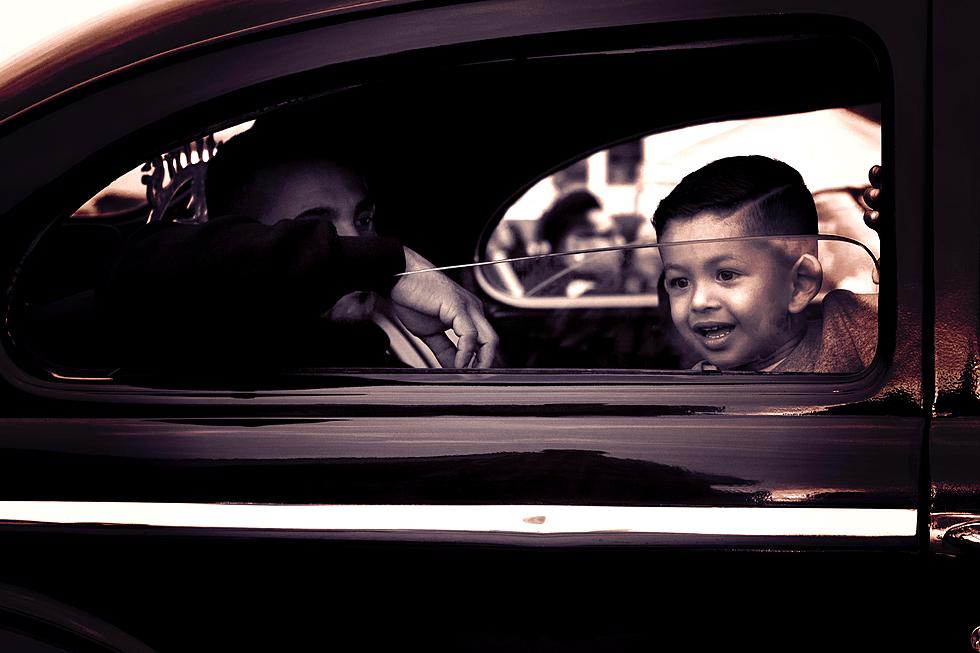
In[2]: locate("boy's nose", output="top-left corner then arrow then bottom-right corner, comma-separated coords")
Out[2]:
690,283 -> 719,311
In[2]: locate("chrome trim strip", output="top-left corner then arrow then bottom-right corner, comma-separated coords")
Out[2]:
0,503 -> 916,537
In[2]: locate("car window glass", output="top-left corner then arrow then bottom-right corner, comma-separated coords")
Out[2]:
466,234 -> 877,371
474,107 -> 880,372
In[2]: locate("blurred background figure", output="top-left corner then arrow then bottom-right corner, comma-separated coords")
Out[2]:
613,216 -> 662,295
483,221 -> 531,298
526,189 -> 627,298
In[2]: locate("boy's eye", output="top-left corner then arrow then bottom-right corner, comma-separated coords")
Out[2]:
717,270 -> 739,282
667,277 -> 690,291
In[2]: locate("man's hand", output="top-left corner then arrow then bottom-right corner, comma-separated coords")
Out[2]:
389,247 -> 499,368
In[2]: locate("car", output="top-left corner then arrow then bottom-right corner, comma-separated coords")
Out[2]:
0,0 -> 977,650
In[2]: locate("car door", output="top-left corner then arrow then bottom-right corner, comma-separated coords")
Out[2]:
0,1 -> 932,650
927,0 -> 980,649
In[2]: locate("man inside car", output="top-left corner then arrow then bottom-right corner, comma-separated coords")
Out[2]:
100,121 -> 499,375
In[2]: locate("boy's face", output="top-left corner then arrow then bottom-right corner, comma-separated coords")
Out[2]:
660,213 -> 802,370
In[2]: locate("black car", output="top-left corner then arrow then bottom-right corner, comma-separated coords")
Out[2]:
0,0 -> 977,650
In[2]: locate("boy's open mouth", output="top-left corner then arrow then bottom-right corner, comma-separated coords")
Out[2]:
692,322 -> 735,347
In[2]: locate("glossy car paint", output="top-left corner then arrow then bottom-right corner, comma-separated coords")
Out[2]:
930,0 -> 980,516
927,7 -> 980,643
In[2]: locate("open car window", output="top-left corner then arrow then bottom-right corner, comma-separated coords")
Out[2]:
10,118 -> 882,379
4,29 -> 884,385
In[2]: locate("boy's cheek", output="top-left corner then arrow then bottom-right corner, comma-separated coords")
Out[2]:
668,303 -> 688,330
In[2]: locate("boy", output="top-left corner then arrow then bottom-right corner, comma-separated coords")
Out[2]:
653,155 -> 876,372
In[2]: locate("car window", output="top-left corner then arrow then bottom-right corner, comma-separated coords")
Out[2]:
478,107 -> 880,371
470,233 -> 878,371
5,30 -> 883,384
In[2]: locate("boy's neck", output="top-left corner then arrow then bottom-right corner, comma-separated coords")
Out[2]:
740,316 -> 809,371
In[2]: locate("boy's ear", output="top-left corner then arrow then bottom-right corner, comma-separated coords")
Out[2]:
788,254 -> 823,314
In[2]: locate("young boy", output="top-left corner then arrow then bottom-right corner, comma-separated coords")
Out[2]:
653,155 -> 877,373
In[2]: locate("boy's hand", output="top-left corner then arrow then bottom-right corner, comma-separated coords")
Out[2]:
862,164 -> 883,285
863,164 -> 882,231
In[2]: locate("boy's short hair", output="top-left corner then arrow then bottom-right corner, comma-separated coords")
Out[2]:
205,120 -> 365,218
653,155 -> 818,239
537,189 -> 602,250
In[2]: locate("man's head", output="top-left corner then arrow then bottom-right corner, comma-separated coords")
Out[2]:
205,124 -> 381,323
205,126 -> 376,235
653,156 -> 823,370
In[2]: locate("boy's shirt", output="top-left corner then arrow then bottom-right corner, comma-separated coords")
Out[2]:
690,289 -> 877,373
769,289 -> 878,373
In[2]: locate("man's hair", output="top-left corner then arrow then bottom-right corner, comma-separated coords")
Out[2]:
205,120 -> 365,218
537,189 -> 602,250
652,155 -> 818,239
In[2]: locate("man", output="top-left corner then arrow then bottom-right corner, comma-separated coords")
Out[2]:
100,123 -> 498,375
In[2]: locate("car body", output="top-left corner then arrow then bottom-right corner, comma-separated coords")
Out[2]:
0,0 -> 977,650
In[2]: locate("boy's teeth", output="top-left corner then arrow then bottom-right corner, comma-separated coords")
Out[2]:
699,326 -> 732,339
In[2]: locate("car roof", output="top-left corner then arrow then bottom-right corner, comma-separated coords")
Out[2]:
0,0 -> 416,128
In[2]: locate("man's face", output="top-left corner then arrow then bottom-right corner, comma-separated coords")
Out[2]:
249,158 -> 376,236
248,158 -> 379,322
660,213 -> 799,370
